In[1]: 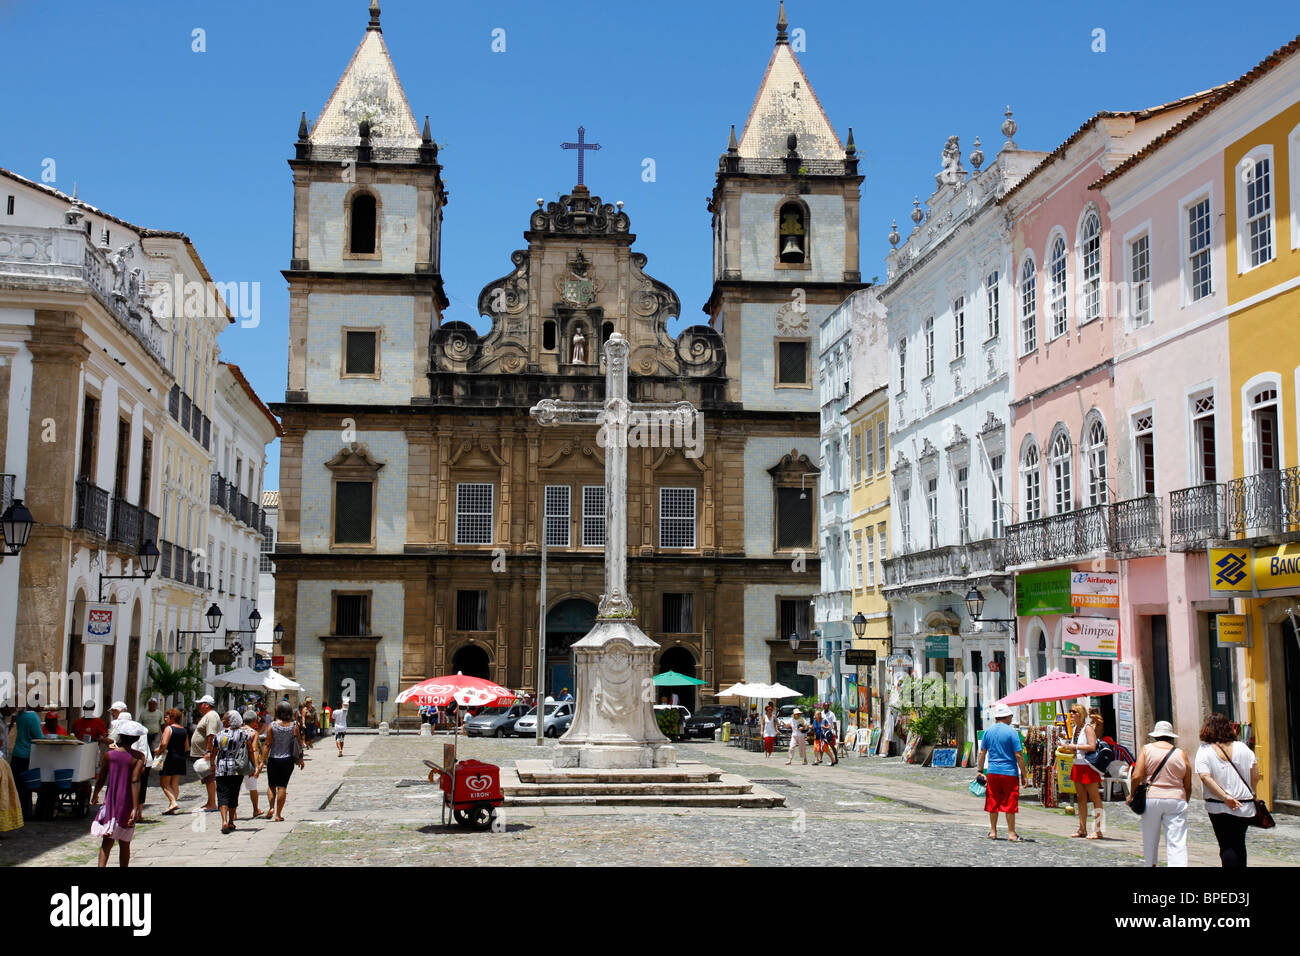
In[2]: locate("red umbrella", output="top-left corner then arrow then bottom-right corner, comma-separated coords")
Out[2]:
395,674 -> 517,708
997,670 -> 1127,706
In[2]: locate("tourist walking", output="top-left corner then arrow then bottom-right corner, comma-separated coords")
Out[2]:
242,710 -> 265,818
1061,703 -> 1104,839
261,701 -> 304,822
140,698 -> 163,752
785,708 -> 809,765
820,702 -> 840,765
90,722 -> 146,867
333,698 -> 349,756
154,708 -> 188,814
1195,712 -> 1260,868
977,703 -> 1028,841
761,703 -> 778,757
190,695 -> 222,812
208,710 -> 255,834
1128,720 -> 1191,867
110,710 -> 153,823
10,701 -> 43,819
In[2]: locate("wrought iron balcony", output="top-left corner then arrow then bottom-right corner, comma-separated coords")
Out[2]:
883,537 -> 1006,592
1005,504 -> 1110,567
1109,495 -> 1163,555
1169,467 -> 1300,548
139,510 -> 158,555
159,540 -> 172,579
74,477 -> 109,538
108,497 -> 140,552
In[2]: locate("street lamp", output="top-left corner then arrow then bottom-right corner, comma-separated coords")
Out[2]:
0,497 -> 35,559
789,630 -> 800,652
177,602 -> 223,652
852,611 -> 867,639
273,623 -> 285,644
97,539 -> 160,601
964,585 -> 1016,628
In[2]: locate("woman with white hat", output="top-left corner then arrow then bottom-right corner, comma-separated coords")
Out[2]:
784,708 -> 810,765
1128,720 -> 1192,866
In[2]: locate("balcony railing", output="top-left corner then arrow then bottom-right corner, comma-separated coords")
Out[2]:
883,537 -> 1006,590
139,509 -> 158,555
1109,495 -> 1163,555
74,477 -> 110,538
108,497 -> 140,552
159,540 -> 172,579
1169,467 -> 1300,549
1004,496 -> 1163,566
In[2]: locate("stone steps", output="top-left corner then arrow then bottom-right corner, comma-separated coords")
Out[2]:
502,762 -> 786,808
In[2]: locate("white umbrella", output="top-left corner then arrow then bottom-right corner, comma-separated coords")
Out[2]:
208,666 -> 271,690
715,682 -> 756,697
264,670 -> 302,692
767,683 -> 803,699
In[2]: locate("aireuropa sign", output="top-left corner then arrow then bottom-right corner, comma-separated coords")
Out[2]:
1069,571 -> 1119,609
1209,544 -> 1300,595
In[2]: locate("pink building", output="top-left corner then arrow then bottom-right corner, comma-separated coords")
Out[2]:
999,95 -> 1213,748
1094,111 -> 1237,751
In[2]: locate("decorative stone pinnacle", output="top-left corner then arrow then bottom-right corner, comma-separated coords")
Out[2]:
368,0 -> 381,31
1002,105 -> 1017,148
297,111 -> 308,141
910,197 -> 924,226
776,1 -> 789,44
846,127 -> 856,156
970,136 -> 984,171
888,220 -> 900,248
727,124 -> 738,153
421,115 -> 432,144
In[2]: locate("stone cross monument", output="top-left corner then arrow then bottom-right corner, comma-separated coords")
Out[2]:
530,333 -> 695,768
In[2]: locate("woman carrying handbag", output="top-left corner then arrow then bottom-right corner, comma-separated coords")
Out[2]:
1126,720 -> 1191,866
1194,712 -> 1269,868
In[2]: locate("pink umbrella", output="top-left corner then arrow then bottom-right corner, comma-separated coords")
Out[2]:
395,674 -> 517,708
997,669 -> 1127,706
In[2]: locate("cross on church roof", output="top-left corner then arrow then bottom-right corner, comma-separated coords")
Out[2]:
561,126 -> 601,186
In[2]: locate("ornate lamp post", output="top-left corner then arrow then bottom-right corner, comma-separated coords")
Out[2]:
0,497 -> 35,560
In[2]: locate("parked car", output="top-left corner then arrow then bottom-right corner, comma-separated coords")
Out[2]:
464,703 -> 530,738
512,701 -> 575,738
682,705 -> 745,738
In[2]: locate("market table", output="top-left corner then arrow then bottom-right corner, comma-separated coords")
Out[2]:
28,739 -> 98,819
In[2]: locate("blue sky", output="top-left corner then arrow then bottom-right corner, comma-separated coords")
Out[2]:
1,0 -> 1295,484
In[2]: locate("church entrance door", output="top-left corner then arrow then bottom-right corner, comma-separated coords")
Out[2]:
657,645 -> 698,711
546,599 -> 597,700
451,643 -> 491,680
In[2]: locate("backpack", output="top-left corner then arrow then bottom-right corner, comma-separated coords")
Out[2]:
1084,735 -> 1115,771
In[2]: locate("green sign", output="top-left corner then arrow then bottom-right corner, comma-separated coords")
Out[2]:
925,635 -> 949,658
1016,568 -> 1073,615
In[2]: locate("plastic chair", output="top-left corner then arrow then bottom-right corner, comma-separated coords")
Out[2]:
1102,759 -> 1131,801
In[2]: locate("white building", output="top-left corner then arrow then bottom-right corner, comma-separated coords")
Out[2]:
256,489 -> 279,660
206,361 -> 280,677
879,127 -> 1042,744
815,288 -> 886,703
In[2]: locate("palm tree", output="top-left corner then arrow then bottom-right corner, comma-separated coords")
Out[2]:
140,650 -> 205,713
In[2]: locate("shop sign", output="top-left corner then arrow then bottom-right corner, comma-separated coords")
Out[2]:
1254,545 -> 1300,593
844,648 -> 877,665
83,603 -> 116,645
886,654 -> 914,670
1215,614 -> 1252,647
1116,662 -> 1136,755
1209,548 -> 1253,592
1060,616 -> 1120,659
1070,571 -> 1119,608
924,635 -> 960,658
1016,568 -> 1072,615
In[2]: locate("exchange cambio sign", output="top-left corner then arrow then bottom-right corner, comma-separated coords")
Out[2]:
1061,616 -> 1120,659
1069,571 -> 1119,609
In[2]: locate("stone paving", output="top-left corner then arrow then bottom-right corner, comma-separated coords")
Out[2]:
4,731 -> 1298,867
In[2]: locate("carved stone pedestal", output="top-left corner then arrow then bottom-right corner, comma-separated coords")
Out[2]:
550,619 -> 676,770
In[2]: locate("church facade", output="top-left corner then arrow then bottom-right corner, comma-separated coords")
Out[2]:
272,3 -> 863,723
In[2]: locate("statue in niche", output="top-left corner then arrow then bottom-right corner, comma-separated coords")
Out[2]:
570,327 -> 587,365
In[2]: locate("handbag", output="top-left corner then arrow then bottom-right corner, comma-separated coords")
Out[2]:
290,727 -> 304,764
1215,744 -> 1275,829
1128,745 -> 1176,815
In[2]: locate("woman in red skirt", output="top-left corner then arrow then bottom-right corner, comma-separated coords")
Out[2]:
1062,703 -> 1105,839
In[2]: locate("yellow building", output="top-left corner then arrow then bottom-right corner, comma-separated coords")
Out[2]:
846,384 -> 890,721
1220,43 -> 1300,810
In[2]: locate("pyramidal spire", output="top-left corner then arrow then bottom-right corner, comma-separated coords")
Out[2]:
736,5 -> 843,161
307,6 -> 421,148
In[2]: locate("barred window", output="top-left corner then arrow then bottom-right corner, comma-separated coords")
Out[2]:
334,480 -> 372,545
953,296 -> 965,359
334,593 -> 370,636
544,485 -> 571,547
344,330 -> 377,375
1020,257 -> 1037,354
659,487 -> 696,549
985,271 -> 1000,339
1080,213 -> 1101,322
456,590 -> 488,631
1187,198 -> 1212,300
779,598 -> 810,642
1245,158 -> 1273,268
662,593 -> 694,633
1048,236 -> 1068,339
455,483 -> 494,545
1129,234 -> 1151,328
582,485 -> 605,547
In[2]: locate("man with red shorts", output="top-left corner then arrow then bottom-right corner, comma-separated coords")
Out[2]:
976,703 -> 1029,841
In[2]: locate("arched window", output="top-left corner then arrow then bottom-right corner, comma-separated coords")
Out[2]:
348,191 -> 378,255
1021,442 -> 1041,521
1019,256 -> 1036,354
778,201 -> 807,264
1080,212 -> 1101,322
1049,430 -> 1073,514
1048,235 -> 1068,339
1086,418 -> 1108,506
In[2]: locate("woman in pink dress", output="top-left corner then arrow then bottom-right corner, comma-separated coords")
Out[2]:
90,730 -> 144,867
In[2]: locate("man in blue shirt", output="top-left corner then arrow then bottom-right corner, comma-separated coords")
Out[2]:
11,702 -> 44,819
977,702 -> 1029,841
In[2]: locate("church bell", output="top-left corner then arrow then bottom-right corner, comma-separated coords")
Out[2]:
781,235 -> 804,261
